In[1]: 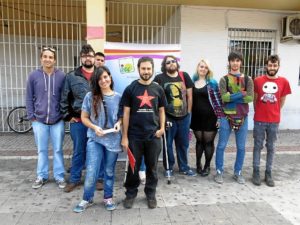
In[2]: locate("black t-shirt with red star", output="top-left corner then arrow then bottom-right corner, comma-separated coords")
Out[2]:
121,80 -> 166,140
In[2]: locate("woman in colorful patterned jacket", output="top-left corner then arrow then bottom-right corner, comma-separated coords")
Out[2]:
190,59 -> 224,176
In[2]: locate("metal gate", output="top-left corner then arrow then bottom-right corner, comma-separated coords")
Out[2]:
106,1 -> 181,44
0,0 -> 86,132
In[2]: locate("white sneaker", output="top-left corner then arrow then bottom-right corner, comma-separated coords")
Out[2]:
139,171 -> 146,185
73,200 -> 93,213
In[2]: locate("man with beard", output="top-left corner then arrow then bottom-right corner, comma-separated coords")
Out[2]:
121,57 -> 166,209
214,51 -> 253,185
60,44 -> 95,192
154,55 -> 196,177
252,55 -> 291,187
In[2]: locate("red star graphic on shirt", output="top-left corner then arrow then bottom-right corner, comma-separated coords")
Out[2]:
137,90 -> 155,107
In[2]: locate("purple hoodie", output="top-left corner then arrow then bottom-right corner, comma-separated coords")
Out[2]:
26,68 -> 65,124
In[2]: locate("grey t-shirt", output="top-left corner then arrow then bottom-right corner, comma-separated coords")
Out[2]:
82,91 -> 122,152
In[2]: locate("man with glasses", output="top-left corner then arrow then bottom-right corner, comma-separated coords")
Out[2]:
95,52 -> 105,68
26,46 -> 66,189
61,44 -> 95,192
154,55 -> 196,177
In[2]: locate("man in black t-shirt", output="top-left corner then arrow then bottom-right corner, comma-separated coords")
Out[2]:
154,55 -> 196,177
121,57 -> 166,209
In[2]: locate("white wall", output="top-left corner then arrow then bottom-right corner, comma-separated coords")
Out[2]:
180,6 -> 300,129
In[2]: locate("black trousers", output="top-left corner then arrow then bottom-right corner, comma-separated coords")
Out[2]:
125,138 -> 161,199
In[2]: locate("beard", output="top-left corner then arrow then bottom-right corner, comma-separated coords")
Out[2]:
140,73 -> 153,81
166,67 -> 177,74
267,68 -> 278,77
82,60 -> 94,69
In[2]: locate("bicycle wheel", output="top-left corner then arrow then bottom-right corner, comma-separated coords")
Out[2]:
7,106 -> 32,133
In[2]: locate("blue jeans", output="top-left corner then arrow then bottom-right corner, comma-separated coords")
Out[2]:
215,116 -> 248,174
253,121 -> 278,172
83,139 -> 118,201
140,157 -> 146,171
164,114 -> 191,172
32,120 -> 65,181
97,159 -> 105,181
69,122 -> 88,183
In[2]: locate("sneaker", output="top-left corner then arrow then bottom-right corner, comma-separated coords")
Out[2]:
265,170 -> 275,187
73,200 -> 93,213
233,172 -> 245,184
180,169 -> 197,177
214,171 -> 223,184
32,178 -> 48,189
123,197 -> 135,209
104,198 -> 116,211
139,171 -> 146,185
64,182 -> 80,193
252,168 -> 261,186
147,198 -> 157,209
96,180 -> 104,191
56,179 -> 66,189
164,170 -> 173,178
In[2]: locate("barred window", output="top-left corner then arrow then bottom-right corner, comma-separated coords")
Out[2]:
228,28 -> 276,79
106,1 -> 181,44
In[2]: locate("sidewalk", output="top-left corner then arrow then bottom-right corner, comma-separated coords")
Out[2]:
0,130 -> 300,225
0,130 -> 299,158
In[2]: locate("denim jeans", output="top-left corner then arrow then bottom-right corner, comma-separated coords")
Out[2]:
253,121 -> 278,172
69,121 -> 88,183
83,139 -> 119,201
140,157 -> 146,171
97,159 -> 105,181
125,138 -> 161,199
32,120 -> 65,181
215,116 -> 248,174
164,114 -> 191,172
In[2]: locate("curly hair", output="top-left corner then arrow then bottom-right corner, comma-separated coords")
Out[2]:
160,55 -> 180,73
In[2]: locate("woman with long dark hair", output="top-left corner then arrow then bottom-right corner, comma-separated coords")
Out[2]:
73,66 -> 122,212
191,59 -> 224,176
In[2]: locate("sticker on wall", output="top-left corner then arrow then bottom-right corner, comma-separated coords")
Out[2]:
119,57 -> 135,74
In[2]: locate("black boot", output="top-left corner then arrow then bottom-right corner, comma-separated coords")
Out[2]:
201,166 -> 210,177
265,170 -> 275,187
196,156 -> 202,175
252,168 -> 261,186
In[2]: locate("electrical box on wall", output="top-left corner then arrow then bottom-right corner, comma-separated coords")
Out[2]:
281,14 -> 300,42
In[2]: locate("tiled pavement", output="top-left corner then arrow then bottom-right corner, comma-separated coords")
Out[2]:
0,131 -> 300,225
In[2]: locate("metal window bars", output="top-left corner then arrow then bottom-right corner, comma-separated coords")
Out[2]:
228,28 -> 276,79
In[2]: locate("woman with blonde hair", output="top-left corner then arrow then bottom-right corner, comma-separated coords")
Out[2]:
190,59 -> 224,176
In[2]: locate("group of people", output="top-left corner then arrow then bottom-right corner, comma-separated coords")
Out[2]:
26,44 -> 291,213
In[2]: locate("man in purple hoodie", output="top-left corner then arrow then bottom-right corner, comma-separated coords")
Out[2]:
26,47 -> 66,189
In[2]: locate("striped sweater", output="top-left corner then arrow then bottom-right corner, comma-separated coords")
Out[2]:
219,73 -> 254,117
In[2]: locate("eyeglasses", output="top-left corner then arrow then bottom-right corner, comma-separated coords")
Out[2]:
81,54 -> 95,58
165,59 -> 177,65
42,47 -> 56,53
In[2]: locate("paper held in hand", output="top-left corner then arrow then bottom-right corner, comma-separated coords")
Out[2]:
102,128 -> 116,135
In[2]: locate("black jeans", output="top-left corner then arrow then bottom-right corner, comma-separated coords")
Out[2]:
125,138 -> 161,199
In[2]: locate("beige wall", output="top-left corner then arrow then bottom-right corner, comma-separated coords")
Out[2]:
86,0 -> 106,52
